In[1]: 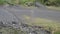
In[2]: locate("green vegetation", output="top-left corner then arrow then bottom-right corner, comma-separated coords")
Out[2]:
0,0 -> 5,5
23,15 -> 60,34
0,27 -> 27,34
0,0 -> 60,7
54,30 -> 60,34
0,0 -> 35,5
37,0 -> 60,6
0,0 -> 60,34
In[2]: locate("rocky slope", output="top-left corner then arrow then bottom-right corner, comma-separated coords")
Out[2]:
0,6 -> 51,34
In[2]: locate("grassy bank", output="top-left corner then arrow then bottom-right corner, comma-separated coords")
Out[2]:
23,15 -> 60,34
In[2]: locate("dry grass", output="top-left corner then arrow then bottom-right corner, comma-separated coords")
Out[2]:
23,15 -> 60,34
47,6 -> 60,11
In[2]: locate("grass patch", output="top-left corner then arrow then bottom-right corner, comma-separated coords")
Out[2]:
23,15 -> 60,34
0,0 -> 5,5
47,6 -> 60,11
54,30 -> 60,34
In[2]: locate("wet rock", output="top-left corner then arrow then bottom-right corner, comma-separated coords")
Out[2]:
0,21 -> 3,26
12,21 -> 17,24
0,21 -> 7,27
30,31 -> 37,34
21,23 -> 29,28
44,30 -> 51,34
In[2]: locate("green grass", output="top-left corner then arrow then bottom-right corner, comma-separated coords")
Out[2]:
0,0 -> 5,5
23,15 -> 60,34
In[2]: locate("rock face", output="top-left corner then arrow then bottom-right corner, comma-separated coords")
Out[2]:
34,2 -> 46,8
0,6 -> 50,34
